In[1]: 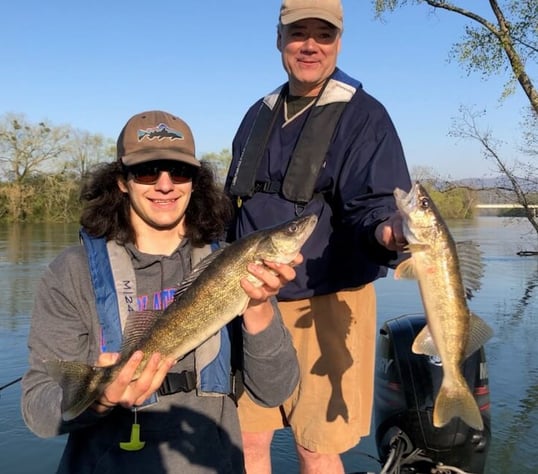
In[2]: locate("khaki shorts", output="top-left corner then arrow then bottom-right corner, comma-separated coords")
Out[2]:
238,284 -> 377,454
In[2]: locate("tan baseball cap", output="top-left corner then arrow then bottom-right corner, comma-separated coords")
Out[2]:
279,0 -> 343,30
117,110 -> 200,167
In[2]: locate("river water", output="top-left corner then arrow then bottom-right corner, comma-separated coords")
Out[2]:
0,218 -> 537,473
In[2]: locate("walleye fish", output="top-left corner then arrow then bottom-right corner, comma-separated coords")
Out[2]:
393,182 -> 493,431
45,214 -> 318,421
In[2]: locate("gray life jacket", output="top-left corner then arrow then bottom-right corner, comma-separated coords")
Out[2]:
229,68 -> 358,204
80,230 -> 232,397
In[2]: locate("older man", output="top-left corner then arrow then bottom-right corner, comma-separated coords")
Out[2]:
225,0 -> 412,472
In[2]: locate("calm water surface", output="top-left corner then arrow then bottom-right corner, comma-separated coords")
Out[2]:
0,218 -> 537,473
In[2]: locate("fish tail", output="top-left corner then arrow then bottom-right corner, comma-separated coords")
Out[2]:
434,379 -> 484,431
44,359 -> 112,421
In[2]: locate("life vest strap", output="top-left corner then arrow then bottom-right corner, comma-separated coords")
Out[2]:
158,371 -> 197,396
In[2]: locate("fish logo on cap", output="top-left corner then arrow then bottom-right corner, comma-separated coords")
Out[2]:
137,123 -> 184,142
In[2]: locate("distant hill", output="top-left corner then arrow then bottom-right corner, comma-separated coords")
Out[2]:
454,176 -> 537,194
455,176 -> 510,189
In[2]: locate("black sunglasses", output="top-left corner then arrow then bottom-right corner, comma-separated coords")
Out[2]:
125,160 -> 198,185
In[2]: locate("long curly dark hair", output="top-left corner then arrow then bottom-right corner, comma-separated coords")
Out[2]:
79,161 -> 233,247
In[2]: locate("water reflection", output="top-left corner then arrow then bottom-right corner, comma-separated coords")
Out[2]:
0,223 -> 79,329
513,262 -> 538,313
496,379 -> 538,473
1,223 -> 78,264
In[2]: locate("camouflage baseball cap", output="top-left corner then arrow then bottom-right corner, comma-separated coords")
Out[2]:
117,110 -> 200,167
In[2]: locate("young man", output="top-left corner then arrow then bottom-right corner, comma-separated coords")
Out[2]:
21,110 -> 300,473
225,1 -> 412,472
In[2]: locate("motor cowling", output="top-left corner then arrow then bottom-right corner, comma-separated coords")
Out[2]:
374,314 -> 491,473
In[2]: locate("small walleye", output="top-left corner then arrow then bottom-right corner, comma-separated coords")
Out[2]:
394,182 -> 493,431
46,214 -> 318,421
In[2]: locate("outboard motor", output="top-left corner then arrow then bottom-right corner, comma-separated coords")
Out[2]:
374,314 -> 491,474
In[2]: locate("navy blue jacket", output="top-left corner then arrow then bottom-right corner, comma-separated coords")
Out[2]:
225,69 -> 412,300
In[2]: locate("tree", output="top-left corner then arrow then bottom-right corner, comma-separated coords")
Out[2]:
521,107 -> 538,159
450,106 -> 538,232
0,113 -> 72,221
0,113 -> 71,184
66,129 -> 115,178
200,148 -> 232,187
375,0 -> 538,236
410,167 -> 479,219
374,1 -> 538,113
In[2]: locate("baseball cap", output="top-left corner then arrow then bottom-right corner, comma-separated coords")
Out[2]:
279,0 -> 343,30
117,110 -> 200,168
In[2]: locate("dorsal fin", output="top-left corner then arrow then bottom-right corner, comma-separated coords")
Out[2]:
121,310 -> 161,355
455,240 -> 484,299
173,247 -> 225,300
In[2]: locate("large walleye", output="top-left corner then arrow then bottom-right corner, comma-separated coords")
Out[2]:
393,182 -> 493,431
45,214 -> 317,421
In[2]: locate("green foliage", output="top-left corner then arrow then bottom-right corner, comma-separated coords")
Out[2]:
0,111 -> 495,224
373,0 -> 538,113
375,0 -> 538,234
0,113 -> 106,222
452,25 -> 506,79
0,113 -> 71,184
30,174 -> 82,223
0,173 -> 82,223
421,181 -> 477,219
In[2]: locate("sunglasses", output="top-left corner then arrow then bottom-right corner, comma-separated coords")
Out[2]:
125,161 -> 198,185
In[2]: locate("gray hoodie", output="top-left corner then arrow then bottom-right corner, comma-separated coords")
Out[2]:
21,239 -> 299,474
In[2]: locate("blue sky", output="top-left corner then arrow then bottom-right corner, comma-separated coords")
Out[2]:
1,1 -> 531,179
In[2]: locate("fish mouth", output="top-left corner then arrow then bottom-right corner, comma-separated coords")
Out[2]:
394,182 -> 419,218
279,214 -> 318,261
394,183 -> 423,243
287,213 -> 317,240
258,213 -> 318,264
299,214 -> 318,239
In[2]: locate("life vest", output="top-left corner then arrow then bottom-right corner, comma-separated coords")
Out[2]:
228,67 -> 359,205
79,229 -> 232,396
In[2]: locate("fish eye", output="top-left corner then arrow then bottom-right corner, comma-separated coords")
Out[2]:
420,197 -> 430,209
289,224 -> 298,233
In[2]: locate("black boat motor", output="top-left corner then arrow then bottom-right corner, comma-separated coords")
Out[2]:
374,314 -> 491,474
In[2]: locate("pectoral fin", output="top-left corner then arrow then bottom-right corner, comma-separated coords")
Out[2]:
411,325 -> 439,357
394,256 -> 418,280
